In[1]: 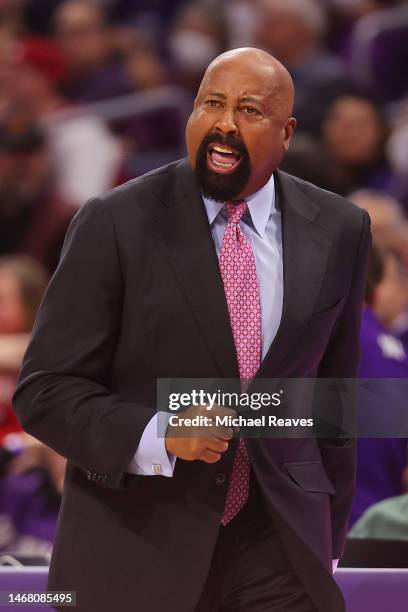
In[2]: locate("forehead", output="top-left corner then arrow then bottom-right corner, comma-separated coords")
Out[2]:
198,60 -> 277,101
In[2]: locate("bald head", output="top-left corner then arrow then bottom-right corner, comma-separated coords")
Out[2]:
186,46 -> 297,201
199,47 -> 295,117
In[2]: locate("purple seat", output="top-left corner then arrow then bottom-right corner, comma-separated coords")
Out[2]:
336,568 -> 408,612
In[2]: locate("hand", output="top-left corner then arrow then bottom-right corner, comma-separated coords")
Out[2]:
165,404 -> 238,463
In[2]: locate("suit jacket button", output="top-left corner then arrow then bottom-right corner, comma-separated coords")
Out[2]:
215,473 -> 226,485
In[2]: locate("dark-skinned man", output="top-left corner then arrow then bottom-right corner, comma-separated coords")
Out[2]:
13,48 -> 371,612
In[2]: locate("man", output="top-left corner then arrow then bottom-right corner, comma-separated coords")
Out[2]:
54,0 -> 131,103
350,247 -> 408,527
3,36 -> 123,206
254,0 -> 351,135
13,48 -> 371,612
0,122 -> 76,273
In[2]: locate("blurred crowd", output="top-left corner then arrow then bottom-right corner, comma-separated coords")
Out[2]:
1,0 -> 408,563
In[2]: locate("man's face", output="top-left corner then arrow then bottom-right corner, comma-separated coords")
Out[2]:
186,57 -> 296,201
323,97 -> 384,166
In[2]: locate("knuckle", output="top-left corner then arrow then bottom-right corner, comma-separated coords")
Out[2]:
224,428 -> 233,440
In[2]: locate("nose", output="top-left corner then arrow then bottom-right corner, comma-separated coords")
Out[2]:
214,106 -> 239,136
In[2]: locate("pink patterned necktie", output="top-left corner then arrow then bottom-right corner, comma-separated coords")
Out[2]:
219,200 -> 262,526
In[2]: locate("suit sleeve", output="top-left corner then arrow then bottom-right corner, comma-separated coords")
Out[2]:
12,197 -> 155,490
317,208 -> 371,559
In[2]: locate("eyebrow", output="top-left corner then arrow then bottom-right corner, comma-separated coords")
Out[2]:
205,92 -> 263,104
239,96 -> 263,105
206,91 -> 227,99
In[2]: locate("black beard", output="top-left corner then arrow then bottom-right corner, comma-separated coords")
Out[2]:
194,133 -> 251,202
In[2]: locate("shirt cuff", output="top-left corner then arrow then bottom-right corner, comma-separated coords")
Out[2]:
127,413 -> 176,477
332,559 -> 339,574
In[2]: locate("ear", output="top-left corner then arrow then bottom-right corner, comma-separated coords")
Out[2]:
283,117 -> 297,151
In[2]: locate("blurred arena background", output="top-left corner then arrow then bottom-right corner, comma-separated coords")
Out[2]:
1,0 -> 408,569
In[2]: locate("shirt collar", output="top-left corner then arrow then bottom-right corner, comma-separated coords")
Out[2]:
202,173 -> 276,239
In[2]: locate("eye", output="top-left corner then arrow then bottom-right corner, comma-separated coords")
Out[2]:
206,99 -> 221,108
241,106 -> 261,115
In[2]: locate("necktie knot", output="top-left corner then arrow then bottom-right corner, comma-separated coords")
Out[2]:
225,200 -> 247,224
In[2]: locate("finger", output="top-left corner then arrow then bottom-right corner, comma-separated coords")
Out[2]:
200,448 -> 222,464
214,426 -> 235,441
205,438 -> 229,453
210,404 -> 238,418
205,424 -> 239,439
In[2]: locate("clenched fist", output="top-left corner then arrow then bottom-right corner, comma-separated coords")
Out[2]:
165,404 -> 238,463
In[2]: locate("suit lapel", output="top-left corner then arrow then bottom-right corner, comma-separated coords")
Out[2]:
153,161 -> 334,380
153,159 -> 239,378
257,170 -> 334,377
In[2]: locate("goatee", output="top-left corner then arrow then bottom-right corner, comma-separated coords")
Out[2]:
194,133 -> 251,202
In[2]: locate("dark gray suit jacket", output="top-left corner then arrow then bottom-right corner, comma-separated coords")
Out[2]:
13,159 -> 371,612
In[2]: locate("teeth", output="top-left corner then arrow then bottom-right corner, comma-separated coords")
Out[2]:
212,159 -> 234,168
212,145 -> 234,154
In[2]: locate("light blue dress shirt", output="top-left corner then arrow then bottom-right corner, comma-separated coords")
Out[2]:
127,174 -> 283,477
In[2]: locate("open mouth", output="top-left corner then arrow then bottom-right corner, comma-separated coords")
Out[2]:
207,143 -> 242,174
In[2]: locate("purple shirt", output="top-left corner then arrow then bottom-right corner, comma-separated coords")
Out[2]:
350,308 -> 408,526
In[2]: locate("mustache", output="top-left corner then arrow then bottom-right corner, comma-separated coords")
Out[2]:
200,132 -> 249,158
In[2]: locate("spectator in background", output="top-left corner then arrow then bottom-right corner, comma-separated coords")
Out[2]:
0,256 -> 48,446
0,121 -> 75,272
168,2 -> 227,97
0,258 -> 56,562
352,189 -> 408,348
54,0 -> 132,103
118,30 -> 168,93
0,434 -> 65,561
111,29 -> 186,176
0,257 -> 47,334
2,36 -> 123,206
350,246 -> 408,527
350,190 -> 408,257
372,250 -> 408,332
279,133 -> 345,193
254,0 -> 352,134
0,258 -> 56,563
321,93 -> 393,195
387,97 -> 408,214
349,491 -> 408,540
